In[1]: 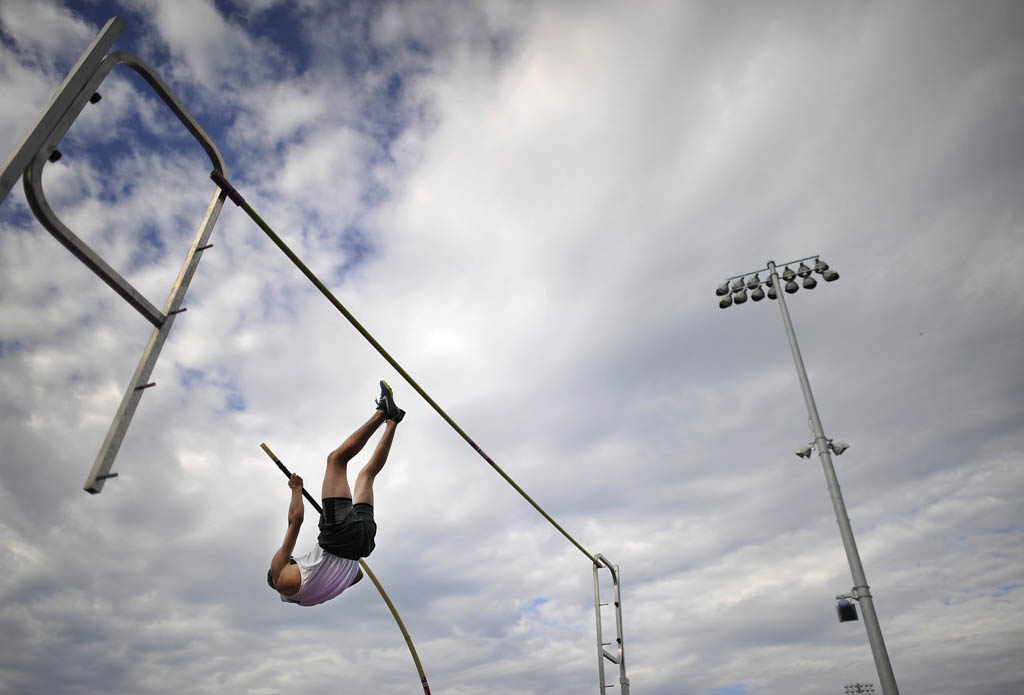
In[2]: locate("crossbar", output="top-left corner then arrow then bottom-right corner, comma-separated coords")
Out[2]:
213,170 -> 596,565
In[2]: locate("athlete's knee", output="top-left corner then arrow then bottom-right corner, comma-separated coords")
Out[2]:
355,467 -> 375,486
327,449 -> 351,467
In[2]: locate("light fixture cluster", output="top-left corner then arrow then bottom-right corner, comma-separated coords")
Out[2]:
843,684 -> 875,694
716,258 -> 838,309
795,439 -> 850,458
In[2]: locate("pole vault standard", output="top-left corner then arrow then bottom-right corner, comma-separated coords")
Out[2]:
211,170 -> 630,694
260,443 -> 431,695
0,16 -> 230,495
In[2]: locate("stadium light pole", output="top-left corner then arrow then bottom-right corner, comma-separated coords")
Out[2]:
716,256 -> 899,695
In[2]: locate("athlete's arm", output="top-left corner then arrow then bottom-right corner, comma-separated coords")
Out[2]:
270,474 -> 305,595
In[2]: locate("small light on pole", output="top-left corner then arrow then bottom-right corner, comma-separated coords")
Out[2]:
837,597 -> 859,622
829,440 -> 850,455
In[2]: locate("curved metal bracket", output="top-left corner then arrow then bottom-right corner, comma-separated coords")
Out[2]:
21,51 -> 227,327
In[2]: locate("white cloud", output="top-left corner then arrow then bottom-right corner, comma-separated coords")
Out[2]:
124,0 -> 289,92
0,0 -> 94,70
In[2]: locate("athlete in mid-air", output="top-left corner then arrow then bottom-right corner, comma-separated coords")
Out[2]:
267,381 -> 405,606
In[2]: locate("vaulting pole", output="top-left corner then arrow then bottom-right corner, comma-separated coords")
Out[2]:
260,443 -> 431,695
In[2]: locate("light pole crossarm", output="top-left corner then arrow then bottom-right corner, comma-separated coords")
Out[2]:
723,255 -> 820,284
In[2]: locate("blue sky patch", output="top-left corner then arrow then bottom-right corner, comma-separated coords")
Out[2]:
178,367 -> 206,388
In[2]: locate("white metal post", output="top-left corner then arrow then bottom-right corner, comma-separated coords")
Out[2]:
593,554 -> 629,694
766,261 -> 899,695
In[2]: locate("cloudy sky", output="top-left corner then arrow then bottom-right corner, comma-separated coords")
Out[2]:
1,1 -> 1022,693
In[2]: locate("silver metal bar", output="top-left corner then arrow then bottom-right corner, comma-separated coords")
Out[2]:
595,554 -> 630,694
0,17 -> 124,203
767,261 -> 899,695
593,561 -> 607,693
23,151 -> 165,327
84,188 -> 224,493
106,53 -> 226,171
610,562 -> 629,694
602,649 -> 619,665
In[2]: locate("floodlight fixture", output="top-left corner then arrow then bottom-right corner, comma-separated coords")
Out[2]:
823,269 -> 840,282
785,279 -> 799,294
746,273 -> 761,289
751,287 -> 765,301
734,289 -> 748,304
782,266 -> 796,281
731,278 -> 745,292
767,285 -> 777,300
803,275 -> 818,290
795,444 -> 813,458
829,440 -> 850,455
719,294 -> 733,309
716,282 -> 730,297
797,262 -> 812,277
815,259 -> 829,273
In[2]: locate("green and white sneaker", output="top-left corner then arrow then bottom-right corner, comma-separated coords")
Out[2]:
375,380 -> 404,421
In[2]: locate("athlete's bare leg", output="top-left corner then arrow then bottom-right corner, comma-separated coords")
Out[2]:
353,419 -> 398,507
322,410 -> 387,500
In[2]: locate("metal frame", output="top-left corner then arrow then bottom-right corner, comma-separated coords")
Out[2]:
0,16 -> 229,493
593,554 -> 629,694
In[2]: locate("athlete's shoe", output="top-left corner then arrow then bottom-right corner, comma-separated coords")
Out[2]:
391,408 -> 406,424
375,380 -> 401,420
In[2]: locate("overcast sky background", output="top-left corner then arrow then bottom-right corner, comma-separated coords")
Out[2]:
1,1 -> 1022,694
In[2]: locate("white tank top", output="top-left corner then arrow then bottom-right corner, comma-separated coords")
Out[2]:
280,544 -> 360,607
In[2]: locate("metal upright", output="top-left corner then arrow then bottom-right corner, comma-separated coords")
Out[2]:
0,17 -> 230,493
593,554 -> 630,694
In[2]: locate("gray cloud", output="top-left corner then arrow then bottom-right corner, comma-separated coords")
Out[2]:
2,1 -> 1023,694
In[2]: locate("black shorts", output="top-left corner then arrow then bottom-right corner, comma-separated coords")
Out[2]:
318,497 -> 376,560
